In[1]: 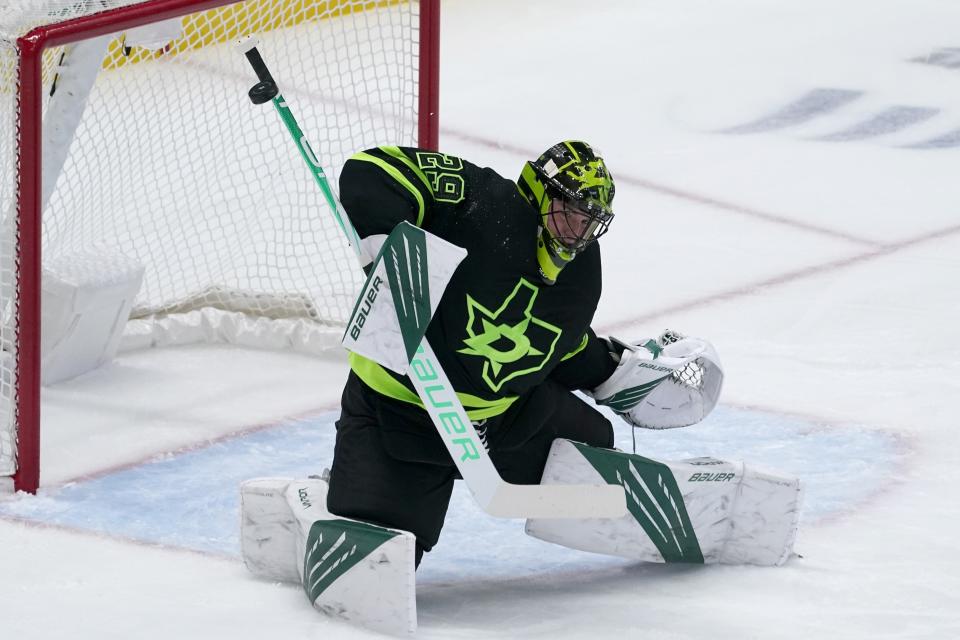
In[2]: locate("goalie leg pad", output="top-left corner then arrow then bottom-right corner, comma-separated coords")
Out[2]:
240,477 -> 302,583
525,439 -> 802,566
241,477 -> 417,634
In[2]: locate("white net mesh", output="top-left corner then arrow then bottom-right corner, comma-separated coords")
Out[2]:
0,32 -> 16,477
0,0 -> 424,479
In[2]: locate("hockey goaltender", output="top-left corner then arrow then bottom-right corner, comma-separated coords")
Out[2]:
238,140 -> 802,635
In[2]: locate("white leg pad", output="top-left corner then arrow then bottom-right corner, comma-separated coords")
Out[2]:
525,439 -> 802,566
240,477 -> 301,583
240,477 -> 417,635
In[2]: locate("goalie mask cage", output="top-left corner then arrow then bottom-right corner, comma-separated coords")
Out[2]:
0,0 -> 440,493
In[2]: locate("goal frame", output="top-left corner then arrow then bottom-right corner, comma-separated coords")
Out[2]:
11,0 -> 441,494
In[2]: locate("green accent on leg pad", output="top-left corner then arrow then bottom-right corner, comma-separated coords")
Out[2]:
302,519 -> 401,603
571,443 -> 704,563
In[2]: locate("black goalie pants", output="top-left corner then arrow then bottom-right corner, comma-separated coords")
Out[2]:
326,372 -> 614,567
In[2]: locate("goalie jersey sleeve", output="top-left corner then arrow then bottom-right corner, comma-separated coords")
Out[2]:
339,146 -> 443,238
550,328 -> 617,391
338,146 -> 614,422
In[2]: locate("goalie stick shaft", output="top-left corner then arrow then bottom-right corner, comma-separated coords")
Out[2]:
240,42 -> 365,263
237,39 -> 626,519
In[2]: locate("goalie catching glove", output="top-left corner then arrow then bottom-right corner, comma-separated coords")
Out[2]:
589,330 -> 723,429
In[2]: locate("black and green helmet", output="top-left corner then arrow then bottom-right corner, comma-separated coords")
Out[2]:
518,141 -> 615,284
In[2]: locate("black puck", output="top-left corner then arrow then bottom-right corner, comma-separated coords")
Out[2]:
248,80 -> 278,105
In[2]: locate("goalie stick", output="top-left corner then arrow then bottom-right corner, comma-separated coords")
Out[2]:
237,38 -> 626,519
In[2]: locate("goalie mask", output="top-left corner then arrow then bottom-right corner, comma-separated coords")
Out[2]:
518,141 -> 615,285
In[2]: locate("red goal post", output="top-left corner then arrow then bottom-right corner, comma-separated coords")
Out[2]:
2,0 -> 440,493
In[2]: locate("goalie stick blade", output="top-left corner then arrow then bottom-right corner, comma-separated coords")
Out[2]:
482,483 -> 627,519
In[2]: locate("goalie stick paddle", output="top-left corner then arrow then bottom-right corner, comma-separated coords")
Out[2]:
237,37 -> 626,520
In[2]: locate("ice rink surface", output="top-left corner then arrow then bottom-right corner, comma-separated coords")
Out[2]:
3,0 -> 960,637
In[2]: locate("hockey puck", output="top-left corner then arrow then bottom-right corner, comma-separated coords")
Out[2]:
248,80 -> 278,105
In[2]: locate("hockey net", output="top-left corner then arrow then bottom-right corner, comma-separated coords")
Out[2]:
0,0 -> 439,492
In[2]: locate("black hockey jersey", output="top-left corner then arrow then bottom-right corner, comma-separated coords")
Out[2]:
339,146 -> 615,424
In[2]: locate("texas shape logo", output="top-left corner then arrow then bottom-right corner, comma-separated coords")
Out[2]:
457,279 -> 562,393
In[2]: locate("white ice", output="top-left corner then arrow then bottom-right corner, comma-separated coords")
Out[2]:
3,0 -> 960,638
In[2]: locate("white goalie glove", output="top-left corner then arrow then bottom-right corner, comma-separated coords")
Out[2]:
589,330 -> 724,429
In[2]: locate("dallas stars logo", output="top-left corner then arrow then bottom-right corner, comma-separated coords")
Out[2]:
457,279 -> 562,393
